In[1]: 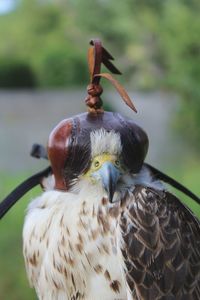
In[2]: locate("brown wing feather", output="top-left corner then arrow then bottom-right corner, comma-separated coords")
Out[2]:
119,186 -> 200,300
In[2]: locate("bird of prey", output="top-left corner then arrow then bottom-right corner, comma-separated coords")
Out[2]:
0,40 -> 200,300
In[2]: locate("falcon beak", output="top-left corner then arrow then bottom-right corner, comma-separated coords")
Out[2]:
98,162 -> 120,203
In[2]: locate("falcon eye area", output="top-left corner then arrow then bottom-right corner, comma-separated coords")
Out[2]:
115,160 -> 120,167
94,160 -> 100,168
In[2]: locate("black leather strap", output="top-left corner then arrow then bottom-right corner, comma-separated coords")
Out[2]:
0,166 -> 52,219
30,143 -> 48,160
145,162 -> 200,205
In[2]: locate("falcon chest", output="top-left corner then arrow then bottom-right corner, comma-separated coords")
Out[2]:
23,190 -> 126,300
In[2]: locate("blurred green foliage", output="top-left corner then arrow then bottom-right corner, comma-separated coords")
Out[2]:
0,59 -> 36,88
0,0 -> 200,146
0,173 -> 39,300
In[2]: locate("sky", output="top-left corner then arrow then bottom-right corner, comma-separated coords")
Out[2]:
0,0 -> 15,14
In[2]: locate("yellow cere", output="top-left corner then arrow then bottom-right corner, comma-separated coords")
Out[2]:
84,153 -> 121,177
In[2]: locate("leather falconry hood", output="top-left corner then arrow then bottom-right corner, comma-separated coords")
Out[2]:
47,39 -> 149,191
0,39 -> 199,219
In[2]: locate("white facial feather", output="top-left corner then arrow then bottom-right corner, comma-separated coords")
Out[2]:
90,129 -> 122,158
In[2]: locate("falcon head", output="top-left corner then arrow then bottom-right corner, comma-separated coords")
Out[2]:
83,130 -> 123,202
48,111 -> 148,202
84,152 -> 121,202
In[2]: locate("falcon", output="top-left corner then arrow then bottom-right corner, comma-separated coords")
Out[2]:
1,40 -> 200,300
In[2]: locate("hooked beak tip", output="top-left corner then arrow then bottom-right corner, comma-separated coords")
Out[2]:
98,162 -> 120,203
106,188 -> 114,203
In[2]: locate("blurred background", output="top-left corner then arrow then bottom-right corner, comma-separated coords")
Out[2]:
0,0 -> 200,299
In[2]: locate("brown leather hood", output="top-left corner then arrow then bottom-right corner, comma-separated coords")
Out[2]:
48,111 -> 149,191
